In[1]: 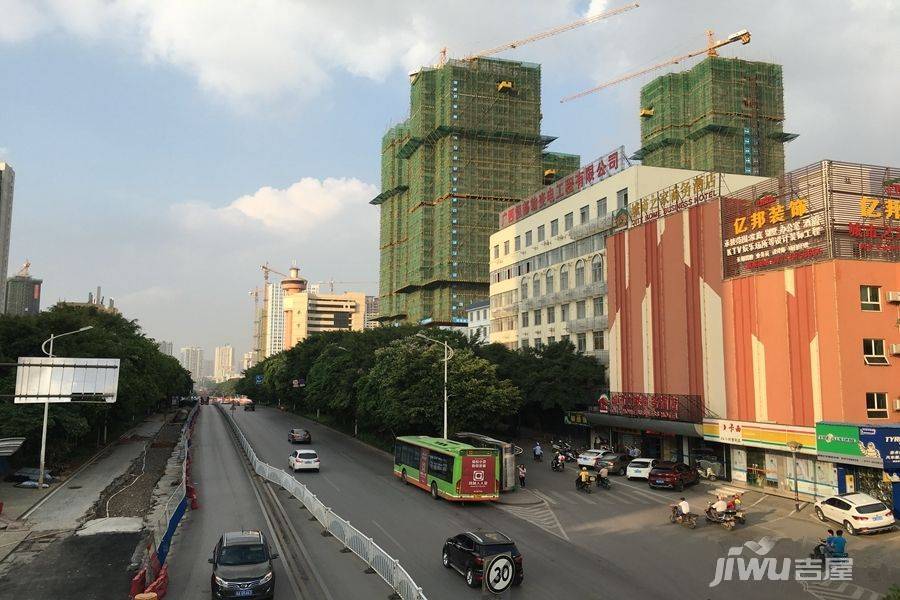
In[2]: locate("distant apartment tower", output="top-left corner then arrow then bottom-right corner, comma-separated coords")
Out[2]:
57,286 -> 119,314
281,267 -> 367,349
214,345 -> 234,382
4,261 -> 41,316
636,57 -> 796,177
264,283 -> 284,357
241,351 -> 255,372
364,295 -> 380,329
373,57 -> 577,327
179,346 -> 203,382
157,340 -> 174,356
0,163 -> 14,313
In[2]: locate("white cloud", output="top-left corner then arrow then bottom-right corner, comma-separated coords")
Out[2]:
174,176 -> 378,235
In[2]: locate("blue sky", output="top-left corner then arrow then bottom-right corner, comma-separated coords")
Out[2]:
1,0 -> 897,361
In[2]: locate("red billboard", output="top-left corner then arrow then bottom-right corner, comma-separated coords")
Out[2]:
459,454 -> 497,496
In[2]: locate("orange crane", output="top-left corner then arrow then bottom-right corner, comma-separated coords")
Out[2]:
560,29 -> 751,103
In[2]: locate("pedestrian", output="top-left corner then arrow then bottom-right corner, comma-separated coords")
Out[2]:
518,464 -> 527,488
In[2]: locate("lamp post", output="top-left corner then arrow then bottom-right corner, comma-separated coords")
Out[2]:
37,326 -> 93,489
415,333 -> 454,439
786,440 -> 802,511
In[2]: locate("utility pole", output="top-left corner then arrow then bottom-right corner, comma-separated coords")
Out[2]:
416,333 -> 454,439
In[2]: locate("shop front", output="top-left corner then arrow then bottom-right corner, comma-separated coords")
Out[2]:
815,423 -> 900,516
703,419 -> 826,500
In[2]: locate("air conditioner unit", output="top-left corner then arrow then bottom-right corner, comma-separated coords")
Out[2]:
888,291 -> 900,303
892,343 -> 900,356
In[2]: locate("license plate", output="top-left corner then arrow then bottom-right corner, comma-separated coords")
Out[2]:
236,590 -> 253,597
655,480 -> 664,484
873,515 -> 883,521
303,460 -> 315,464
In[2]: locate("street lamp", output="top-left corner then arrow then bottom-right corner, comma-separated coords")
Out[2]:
786,440 -> 802,511
37,326 -> 94,489
415,333 -> 454,439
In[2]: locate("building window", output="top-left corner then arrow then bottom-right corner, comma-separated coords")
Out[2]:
514,236 -> 521,251
561,334 -> 570,344
548,336 -> 556,344
597,197 -> 607,217
533,273 -> 541,296
525,230 -> 533,247
521,339 -> 530,349
591,255 -> 603,282
547,306 -> 555,323
860,285 -> 881,311
576,300 -> 586,319
533,309 -> 542,326
521,279 -> 528,300
564,212 -> 574,231
537,225 -> 545,242
521,312 -> 529,327
546,269 -> 554,293
593,296 -> 604,316
493,244 -> 499,259
574,260 -> 585,287
866,392 -> 888,419
577,333 -> 587,353
863,339 -> 889,365
504,240 -> 510,255
593,330 -> 604,350
534,339 -> 543,351
561,304 -> 569,322
580,205 -> 589,224
551,219 -> 559,236
617,187 -> 629,207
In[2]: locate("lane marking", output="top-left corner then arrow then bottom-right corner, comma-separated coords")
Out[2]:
750,495 -> 768,507
530,489 -> 558,505
321,474 -> 341,493
372,520 -> 404,551
546,490 -> 570,504
569,491 -> 595,505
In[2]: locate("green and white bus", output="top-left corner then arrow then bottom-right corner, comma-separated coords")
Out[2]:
393,436 -> 500,502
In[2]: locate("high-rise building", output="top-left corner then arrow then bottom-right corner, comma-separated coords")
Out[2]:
179,346 -> 203,382
364,295 -> 380,329
57,286 -> 119,314
264,283 -> 284,357
281,267 -> 367,349
373,57 -> 577,327
4,261 -> 41,316
635,57 -> 796,177
157,340 -> 174,356
214,345 -> 235,382
241,351 -> 255,372
0,163 -> 15,313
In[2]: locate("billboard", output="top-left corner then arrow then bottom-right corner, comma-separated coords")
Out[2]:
459,453 -> 497,496
629,172 -> 721,227
815,423 -> 882,467
14,357 -> 120,403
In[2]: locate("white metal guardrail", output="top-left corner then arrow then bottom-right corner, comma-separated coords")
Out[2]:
219,406 -> 428,600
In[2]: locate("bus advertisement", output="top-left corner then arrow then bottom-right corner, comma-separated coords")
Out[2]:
393,436 -> 500,502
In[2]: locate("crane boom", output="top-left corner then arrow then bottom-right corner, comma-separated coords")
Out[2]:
560,29 -> 751,103
464,3 -> 639,61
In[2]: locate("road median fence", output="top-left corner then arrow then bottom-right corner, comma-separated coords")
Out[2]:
218,405 -> 428,600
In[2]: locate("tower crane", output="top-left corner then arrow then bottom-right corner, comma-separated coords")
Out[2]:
560,29 -> 751,103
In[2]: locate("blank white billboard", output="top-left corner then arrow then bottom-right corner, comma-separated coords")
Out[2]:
14,357 -> 120,403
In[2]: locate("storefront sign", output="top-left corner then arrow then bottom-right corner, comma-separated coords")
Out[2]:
564,412 -> 590,427
703,419 -> 816,454
815,423 -> 882,467
629,172 -> 720,226
858,426 -> 900,470
498,146 -> 627,228
847,220 -> 900,253
597,392 -> 703,423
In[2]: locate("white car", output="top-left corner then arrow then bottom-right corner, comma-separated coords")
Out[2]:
625,458 -> 659,480
288,449 -> 320,472
577,449 -> 614,469
814,492 -> 895,535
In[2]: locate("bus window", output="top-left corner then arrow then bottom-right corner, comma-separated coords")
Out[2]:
428,453 -> 454,482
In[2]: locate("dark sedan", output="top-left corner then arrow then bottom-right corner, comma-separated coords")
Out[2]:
209,530 -> 277,599
288,428 -> 311,444
647,461 -> 700,491
597,453 -> 633,476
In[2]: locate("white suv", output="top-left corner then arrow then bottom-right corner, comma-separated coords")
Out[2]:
814,492 -> 895,535
288,449 -> 320,473
625,458 -> 659,480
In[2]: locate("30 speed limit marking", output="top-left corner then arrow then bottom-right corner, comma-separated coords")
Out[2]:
484,554 -> 515,594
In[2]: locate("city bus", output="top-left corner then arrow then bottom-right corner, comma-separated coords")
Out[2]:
393,436 -> 500,502
452,432 -> 521,492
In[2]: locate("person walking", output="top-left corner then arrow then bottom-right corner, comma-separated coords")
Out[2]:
518,464 -> 527,488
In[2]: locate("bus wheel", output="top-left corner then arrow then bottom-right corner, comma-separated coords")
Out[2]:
430,481 -> 439,500
401,469 -> 408,484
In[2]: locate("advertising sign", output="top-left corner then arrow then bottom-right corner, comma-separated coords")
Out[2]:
717,421 -> 744,445
597,392 -> 703,423
629,172 -> 720,227
14,357 -> 120,403
459,454 -> 497,496
499,146 -> 627,228
564,412 -> 590,427
858,426 -> 900,470
815,423 -> 881,467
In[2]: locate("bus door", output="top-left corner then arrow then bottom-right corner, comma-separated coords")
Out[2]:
419,449 -> 429,486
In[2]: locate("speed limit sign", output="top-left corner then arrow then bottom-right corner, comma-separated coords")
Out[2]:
483,553 -> 515,595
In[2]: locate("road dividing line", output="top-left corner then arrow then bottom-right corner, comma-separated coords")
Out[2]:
372,520 -> 404,551
530,489 -> 558,505
321,474 -> 341,493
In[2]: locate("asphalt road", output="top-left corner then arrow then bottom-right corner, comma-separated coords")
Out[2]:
230,407 -> 894,600
167,405 -> 390,599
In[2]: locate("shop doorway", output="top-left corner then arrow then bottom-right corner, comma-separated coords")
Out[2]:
746,449 -> 767,489
642,435 -> 662,459
853,467 -> 893,507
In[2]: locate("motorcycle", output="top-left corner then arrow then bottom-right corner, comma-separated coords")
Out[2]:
810,539 -> 849,561
705,503 -> 737,530
550,457 -> 565,471
596,475 -> 611,490
726,507 -> 747,525
575,475 -> 595,494
669,506 -> 697,529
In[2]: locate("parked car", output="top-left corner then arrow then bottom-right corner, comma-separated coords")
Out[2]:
209,530 -> 277,599
577,449 -> 614,469
647,461 -> 700,491
626,458 -> 659,480
597,453 -> 633,476
442,531 -> 523,588
288,428 -> 311,444
244,403 -> 256,411
814,492 -> 896,535
288,449 -> 320,472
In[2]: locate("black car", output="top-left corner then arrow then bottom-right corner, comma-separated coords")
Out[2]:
442,531 -> 523,588
209,530 -> 278,599
288,428 -> 311,444
597,452 -> 633,476
244,403 -> 256,411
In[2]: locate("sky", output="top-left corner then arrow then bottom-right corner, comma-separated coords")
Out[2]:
1,0 -> 897,361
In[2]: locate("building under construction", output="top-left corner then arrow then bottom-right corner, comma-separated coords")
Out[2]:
636,56 -> 796,177
373,57 -> 577,326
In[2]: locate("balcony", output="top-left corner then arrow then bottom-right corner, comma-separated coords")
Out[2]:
585,349 -> 610,364
569,215 -> 614,241
566,315 -> 608,333
519,280 -> 608,311
491,305 -> 518,318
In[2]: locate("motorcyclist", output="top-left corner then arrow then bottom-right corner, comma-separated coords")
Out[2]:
828,530 -> 847,557
533,442 -> 543,462
597,464 -> 610,486
712,496 -> 728,515
727,494 -> 742,511
674,497 -> 690,517
578,466 -> 591,489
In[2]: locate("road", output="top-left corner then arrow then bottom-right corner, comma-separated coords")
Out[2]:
167,405 -> 390,599
229,407 -> 815,600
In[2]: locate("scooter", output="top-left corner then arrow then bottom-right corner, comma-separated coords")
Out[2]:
705,503 -> 737,530
669,506 -> 697,529
810,539 -> 849,561
550,457 -> 565,472
726,507 -> 747,525
575,475 -> 595,494
596,475 -> 612,490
